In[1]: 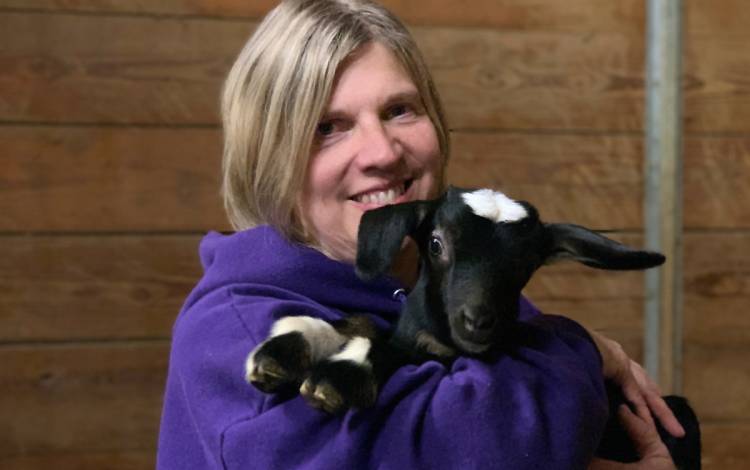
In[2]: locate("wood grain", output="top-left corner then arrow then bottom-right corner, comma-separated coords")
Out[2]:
416,27 -> 645,131
2,128 -> 641,231
1,450 -> 155,470
0,341 -> 742,470
683,137 -> 750,230
5,128 -> 750,232
0,0 -> 645,31
0,12 -> 247,125
683,232 -> 750,421
0,235 -> 203,342
0,12 -> 645,130
700,422 -> 750,470
3,4 -> 749,133
0,126 -> 227,231
0,342 -> 167,458
683,0 -> 750,134
2,231 -> 648,345
449,133 -> 750,230
448,133 -> 644,229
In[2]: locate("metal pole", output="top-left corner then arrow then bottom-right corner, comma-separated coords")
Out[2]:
644,0 -> 683,394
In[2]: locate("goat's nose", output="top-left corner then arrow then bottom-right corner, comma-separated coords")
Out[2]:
461,308 -> 495,333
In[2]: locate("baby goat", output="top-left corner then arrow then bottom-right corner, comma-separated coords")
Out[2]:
246,186 -> 700,468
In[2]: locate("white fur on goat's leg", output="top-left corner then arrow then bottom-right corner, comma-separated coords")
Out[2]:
329,336 -> 373,368
245,316 -> 348,383
300,336 -> 377,412
269,316 -> 348,361
462,189 -> 528,223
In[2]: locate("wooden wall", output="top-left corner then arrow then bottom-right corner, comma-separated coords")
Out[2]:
1,1 -> 747,468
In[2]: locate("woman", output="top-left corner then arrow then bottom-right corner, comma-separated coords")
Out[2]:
158,1 -> 682,468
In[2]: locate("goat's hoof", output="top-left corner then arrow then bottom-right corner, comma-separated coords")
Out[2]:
247,355 -> 291,393
300,360 -> 378,413
300,379 -> 345,413
245,332 -> 311,393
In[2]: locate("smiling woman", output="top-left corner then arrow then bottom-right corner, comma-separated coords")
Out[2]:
301,41 -> 443,263
219,0 -> 449,248
157,1 -> 682,469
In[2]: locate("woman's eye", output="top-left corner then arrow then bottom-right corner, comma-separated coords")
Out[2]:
428,236 -> 443,257
316,121 -> 336,136
385,103 -> 412,120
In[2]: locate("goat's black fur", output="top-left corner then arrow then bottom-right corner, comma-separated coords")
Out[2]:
247,186 -> 701,469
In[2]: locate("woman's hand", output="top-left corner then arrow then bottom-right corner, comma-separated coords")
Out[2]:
588,405 -> 677,470
585,329 -> 685,439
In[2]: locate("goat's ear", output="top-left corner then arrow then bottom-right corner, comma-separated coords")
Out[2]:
544,223 -> 665,270
356,200 -> 435,281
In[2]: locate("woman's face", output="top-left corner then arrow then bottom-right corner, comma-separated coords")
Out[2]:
301,42 -> 443,263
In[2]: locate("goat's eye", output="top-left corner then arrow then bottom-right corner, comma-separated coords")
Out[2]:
428,236 -> 443,257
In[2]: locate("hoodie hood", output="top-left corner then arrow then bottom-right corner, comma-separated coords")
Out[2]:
182,226 -> 405,326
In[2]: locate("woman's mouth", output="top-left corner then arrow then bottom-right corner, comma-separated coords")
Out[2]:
351,179 -> 414,206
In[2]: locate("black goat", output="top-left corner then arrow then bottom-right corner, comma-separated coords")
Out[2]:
246,186 -> 700,468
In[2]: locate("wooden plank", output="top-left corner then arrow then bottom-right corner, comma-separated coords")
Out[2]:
683,232 -> 750,421
416,28 -> 645,131
0,341 -> 744,469
683,1 -> 750,134
1,230 -> 650,344
449,133 -> 750,230
684,342 -> 750,421
5,128 -> 750,232
1,450 -> 155,470
2,128 -> 644,230
0,12 -> 645,130
0,342 -> 167,458
700,422 -> 750,470
4,5 -> 750,133
0,0 -> 645,31
448,132 -> 645,229
0,12 -> 249,125
0,126 -> 227,231
685,0 -> 750,34
683,136 -> 750,229
0,235 -> 203,342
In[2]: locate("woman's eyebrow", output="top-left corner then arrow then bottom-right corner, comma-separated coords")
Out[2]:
383,90 -> 421,106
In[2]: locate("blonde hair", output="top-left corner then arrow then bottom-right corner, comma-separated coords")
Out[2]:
221,0 -> 450,241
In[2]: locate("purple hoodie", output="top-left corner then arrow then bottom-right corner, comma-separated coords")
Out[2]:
157,226 -> 608,469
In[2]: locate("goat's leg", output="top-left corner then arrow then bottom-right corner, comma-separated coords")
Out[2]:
300,336 -> 380,413
245,316 -> 349,393
299,330 -> 403,413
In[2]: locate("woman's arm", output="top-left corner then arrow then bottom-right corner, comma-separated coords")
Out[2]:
588,404 -> 677,470
584,328 -> 685,439
159,287 -> 610,470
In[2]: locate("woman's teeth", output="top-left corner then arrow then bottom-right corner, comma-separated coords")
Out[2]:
355,185 -> 405,205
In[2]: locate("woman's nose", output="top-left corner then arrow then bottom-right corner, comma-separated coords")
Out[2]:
355,120 -> 402,170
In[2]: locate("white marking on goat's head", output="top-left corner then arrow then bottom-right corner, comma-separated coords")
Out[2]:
461,189 -> 528,223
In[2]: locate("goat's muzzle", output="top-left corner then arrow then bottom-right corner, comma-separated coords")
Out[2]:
450,307 -> 497,354
461,308 -> 495,334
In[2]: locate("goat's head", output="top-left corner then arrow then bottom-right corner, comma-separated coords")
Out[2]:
356,186 -> 665,355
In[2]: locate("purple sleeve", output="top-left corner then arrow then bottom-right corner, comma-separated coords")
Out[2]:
158,287 -> 608,470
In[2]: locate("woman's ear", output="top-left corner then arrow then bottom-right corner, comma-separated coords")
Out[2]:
544,223 -> 665,271
355,200 -> 435,281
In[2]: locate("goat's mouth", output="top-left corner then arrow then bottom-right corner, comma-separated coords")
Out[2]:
450,331 -> 494,355
449,318 -> 497,355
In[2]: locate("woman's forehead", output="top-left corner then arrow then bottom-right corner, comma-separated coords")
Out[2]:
325,42 -> 419,112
